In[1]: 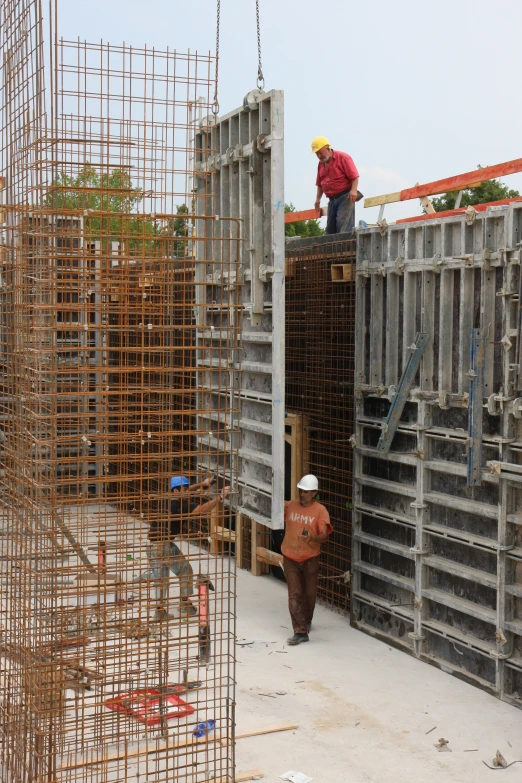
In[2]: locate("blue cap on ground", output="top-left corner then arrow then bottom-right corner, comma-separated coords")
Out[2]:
170,475 -> 190,490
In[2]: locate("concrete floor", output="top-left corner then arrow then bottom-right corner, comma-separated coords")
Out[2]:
234,567 -> 522,783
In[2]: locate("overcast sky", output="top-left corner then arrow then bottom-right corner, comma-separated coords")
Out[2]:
58,0 -> 522,224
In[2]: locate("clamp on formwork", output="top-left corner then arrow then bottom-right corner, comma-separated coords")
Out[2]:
467,328 -> 487,486
377,332 -> 429,452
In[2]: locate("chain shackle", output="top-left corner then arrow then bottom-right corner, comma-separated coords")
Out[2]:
255,0 -> 265,90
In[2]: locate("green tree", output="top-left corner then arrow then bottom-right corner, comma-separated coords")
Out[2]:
431,170 -> 519,212
44,163 -> 157,250
284,203 -> 324,237
162,203 -> 190,257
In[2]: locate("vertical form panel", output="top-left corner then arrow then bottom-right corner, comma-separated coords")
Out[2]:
353,206 -> 522,710
369,274 -> 383,387
403,270 -> 416,369
482,264 -> 497,397
421,271 -> 435,390
385,272 -> 400,388
438,268 -> 454,393
458,268 -> 474,394
196,91 -> 284,529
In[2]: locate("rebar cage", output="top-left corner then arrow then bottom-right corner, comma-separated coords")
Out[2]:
0,2 -> 239,781
285,236 -> 356,610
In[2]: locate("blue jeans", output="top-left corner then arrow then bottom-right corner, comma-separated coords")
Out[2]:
135,541 -> 194,600
326,191 -> 355,234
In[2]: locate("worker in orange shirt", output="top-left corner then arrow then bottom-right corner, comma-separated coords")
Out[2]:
281,474 -> 333,645
312,136 -> 360,234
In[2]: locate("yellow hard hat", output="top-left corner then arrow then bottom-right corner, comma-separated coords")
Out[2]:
311,136 -> 330,154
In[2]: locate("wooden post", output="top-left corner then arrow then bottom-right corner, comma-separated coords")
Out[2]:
210,505 -> 221,556
235,513 -> 243,569
251,519 -> 262,576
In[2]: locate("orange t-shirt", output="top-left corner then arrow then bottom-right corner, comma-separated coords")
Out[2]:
281,499 -> 332,563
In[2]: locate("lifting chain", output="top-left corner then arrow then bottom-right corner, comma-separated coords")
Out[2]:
255,0 -> 265,90
212,0 -> 221,115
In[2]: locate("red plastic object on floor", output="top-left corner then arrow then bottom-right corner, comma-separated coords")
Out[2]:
105,687 -> 195,725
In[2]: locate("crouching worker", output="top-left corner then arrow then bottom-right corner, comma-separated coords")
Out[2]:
136,475 -> 229,621
281,474 -> 332,645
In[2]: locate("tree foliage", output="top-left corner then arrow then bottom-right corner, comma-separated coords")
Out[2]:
45,164 -> 190,254
431,173 -> 520,212
284,203 -> 324,237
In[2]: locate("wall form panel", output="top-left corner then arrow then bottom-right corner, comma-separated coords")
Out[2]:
194,91 -> 285,529
352,204 -> 522,707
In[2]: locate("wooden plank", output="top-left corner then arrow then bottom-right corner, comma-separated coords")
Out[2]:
235,513 -> 243,569
235,722 -> 298,740
364,159 -> 522,209
256,546 -> 283,568
396,195 -> 522,224
251,519 -> 263,576
61,723 -> 298,771
213,525 -> 237,543
330,264 -> 354,282
210,505 -> 221,556
60,733 -> 226,770
364,190 -> 402,209
212,771 -> 264,783
284,207 -> 326,223
401,159 -> 522,201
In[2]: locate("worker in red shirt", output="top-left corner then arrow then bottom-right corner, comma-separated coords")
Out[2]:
281,474 -> 333,646
312,136 -> 360,234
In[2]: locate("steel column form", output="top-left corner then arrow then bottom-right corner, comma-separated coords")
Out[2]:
352,203 -> 522,709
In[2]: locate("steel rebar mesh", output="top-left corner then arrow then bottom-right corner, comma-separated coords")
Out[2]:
0,3 -> 239,781
285,238 -> 356,611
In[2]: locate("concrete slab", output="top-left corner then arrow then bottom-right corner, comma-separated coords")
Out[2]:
235,568 -> 522,782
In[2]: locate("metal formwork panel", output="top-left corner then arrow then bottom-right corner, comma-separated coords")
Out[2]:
352,203 -> 522,707
194,91 -> 285,529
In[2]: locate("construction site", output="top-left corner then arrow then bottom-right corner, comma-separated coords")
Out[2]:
1,0 -> 522,781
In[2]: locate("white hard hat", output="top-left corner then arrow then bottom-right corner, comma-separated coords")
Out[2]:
297,474 -> 319,491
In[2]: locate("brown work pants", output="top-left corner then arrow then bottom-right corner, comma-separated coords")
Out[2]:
283,555 -> 320,635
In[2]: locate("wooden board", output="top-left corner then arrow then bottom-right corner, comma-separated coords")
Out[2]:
284,207 -> 326,223
212,771 -> 264,783
364,158 -> 522,208
235,722 -> 298,740
60,721 -> 298,771
256,546 -> 283,569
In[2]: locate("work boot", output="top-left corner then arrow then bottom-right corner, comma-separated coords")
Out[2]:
179,598 -> 198,616
287,633 -> 309,646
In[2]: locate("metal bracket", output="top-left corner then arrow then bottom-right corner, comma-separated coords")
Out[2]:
258,264 -> 274,282
377,332 -> 429,452
357,260 -> 371,278
452,253 -> 474,266
467,328 -> 486,486
393,256 -> 405,276
465,205 -> 477,225
438,389 -> 450,410
431,253 -> 443,274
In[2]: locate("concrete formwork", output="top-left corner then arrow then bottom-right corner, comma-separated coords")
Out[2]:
352,203 -> 522,708
194,90 -> 285,530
